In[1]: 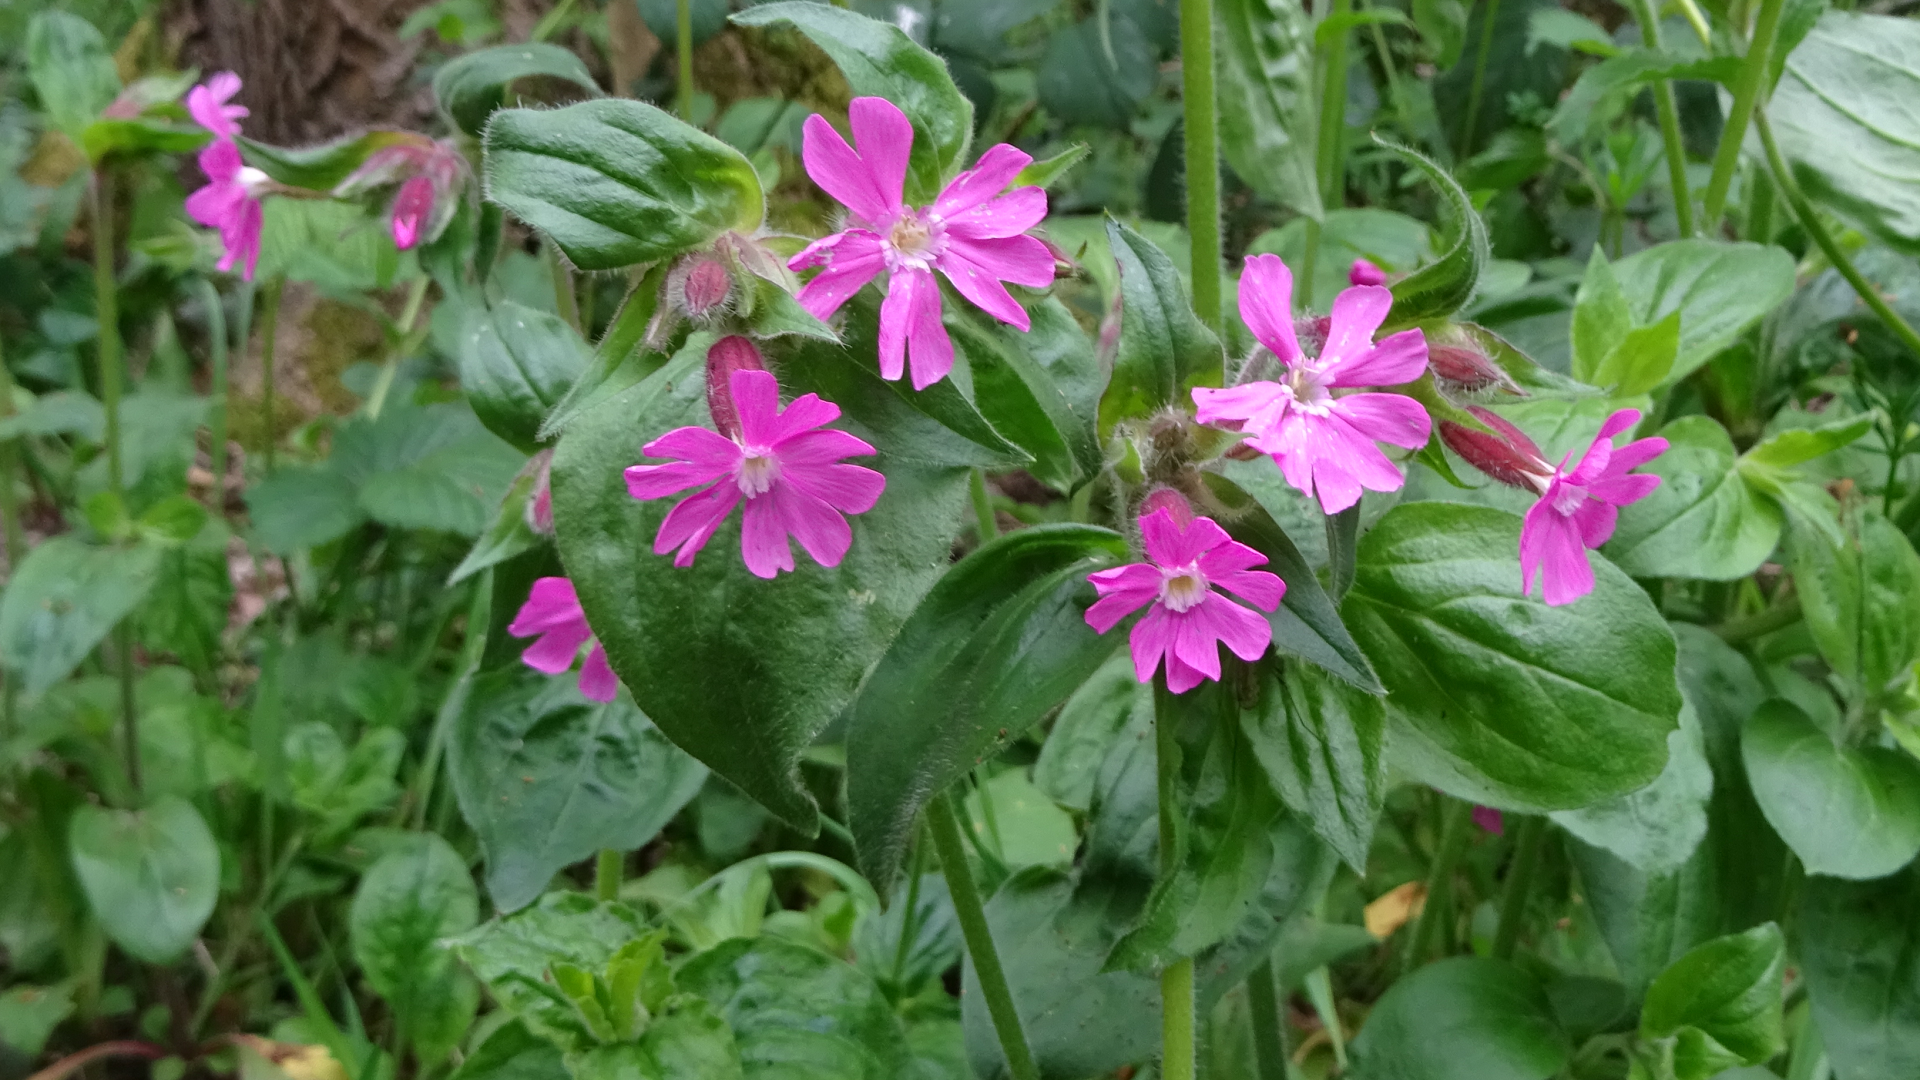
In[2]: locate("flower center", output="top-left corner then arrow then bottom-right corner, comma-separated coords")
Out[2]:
1159,564 -> 1210,613
884,210 -> 946,270
237,166 -> 272,197
1285,363 -> 1333,412
1549,478 -> 1588,516
735,446 -> 781,497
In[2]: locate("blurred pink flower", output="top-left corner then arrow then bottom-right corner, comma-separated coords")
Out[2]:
388,175 -> 435,250
334,138 -> 468,252
1085,498 -> 1286,693
1472,805 -> 1504,835
185,138 -> 267,280
508,577 -> 617,702
1192,254 -> 1431,514
1349,258 -> 1387,287
186,71 -> 247,139
624,367 -> 885,579
1520,409 -> 1667,605
789,96 -> 1052,390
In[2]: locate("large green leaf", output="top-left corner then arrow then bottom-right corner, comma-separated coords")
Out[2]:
1770,12 -> 1920,253
349,834 -> 481,1063
1342,502 -> 1681,811
1800,868 -> 1920,1079
1216,0 -> 1322,219
1786,504 -> 1920,699
1379,138 -> 1489,328
25,12 -> 118,138
459,299 -> 592,452
450,892 -> 652,1051
1569,838 -> 1721,999
1242,660 -> 1385,873
732,3 -> 972,203
1608,240 -> 1797,385
1035,17 -> 1157,130
337,401 -> 527,538
951,302 -> 1105,492
1640,924 -> 1787,1079
845,525 -> 1126,893
0,537 -> 163,695
1742,699 -> 1920,880
1550,698 -> 1712,874
66,796 -> 218,964
678,936 -> 912,1078
550,344 -> 968,832
449,670 -> 708,913
1347,958 -> 1571,1080
1100,219 -> 1224,432
433,42 -> 600,136
1605,416 -> 1782,582
483,100 -> 763,271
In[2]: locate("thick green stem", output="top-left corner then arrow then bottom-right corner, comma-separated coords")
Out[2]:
1153,680 -> 1195,1080
258,279 -> 283,474
1403,797 -> 1472,969
1161,958 -> 1197,1080
927,791 -> 1038,1080
1246,958 -> 1289,1080
192,279 -> 230,504
1491,815 -> 1547,960
1179,0 -> 1222,332
1757,113 -> 1920,361
595,849 -> 623,902
677,0 -> 696,122
1459,0 -> 1504,160
1702,0 -> 1787,231
1634,0 -> 1695,237
970,469 -> 999,542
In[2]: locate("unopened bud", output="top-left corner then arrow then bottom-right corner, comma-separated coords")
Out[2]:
1438,406 -> 1549,491
705,335 -> 766,441
1141,487 -> 1195,527
389,175 -> 435,251
1349,258 -> 1387,287
522,449 -> 555,535
1295,315 -> 1333,359
1428,343 -> 1518,396
668,254 -> 735,323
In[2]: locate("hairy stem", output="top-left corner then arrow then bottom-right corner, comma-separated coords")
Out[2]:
548,243 -> 580,334
928,790 -> 1039,1080
1180,0 -> 1222,331
1162,958 -> 1197,1080
677,0 -> 696,122
1403,797 -> 1472,969
1459,0 -> 1504,160
970,469 -> 999,542
1634,0 -> 1695,237
595,849 -> 623,902
1247,958 -> 1289,1080
1702,0 -> 1786,230
891,826 -> 928,986
1491,815 -> 1547,960
1154,680 -> 1195,1080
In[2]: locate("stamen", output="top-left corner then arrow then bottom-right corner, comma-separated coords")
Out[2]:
1160,565 -> 1209,612
736,448 -> 781,497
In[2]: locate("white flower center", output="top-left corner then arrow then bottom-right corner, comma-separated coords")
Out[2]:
884,210 -> 946,271
1159,564 -> 1209,613
1549,478 -> 1587,516
735,446 -> 781,497
237,166 -> 273,197
1284,363 -> 1333,414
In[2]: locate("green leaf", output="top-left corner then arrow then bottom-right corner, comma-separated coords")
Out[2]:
245,467 -> 364,554
1550,698 -> 1713,874
1605,416 -> 1783,582
459,299 -> 592,452
0,537 -> 163,695
238,131 -> 422,192
26,12 -> 119,139
1740,414 -> 1873,472
66,796 -> 219,964
539,269 -> 667,442
1033,655 -> 1146,813
483,100 -> 763,272
1800,868 -> 1920,1079
449,669 -> 708,913
432,42 -> 601,136
550,344 -> 968,832
1243,660 -> 1386,873
951,302 -> 1105,492
731,2 -> 972,203
1640,924 -> 1787,1076
1012,143 -> 1090,190
1770,12 -> 1920,253
1342,502 -> 1681,811
80,118 -> 208,164
1100,218 -> 1224,433
451,892 -> 652,1051
1546,51 -> 1739,142
1609,240 -> 1797,385
1036,17 -> 1158,130
1571,247 -> 1634,385
1591,310 -> 1679,397
568,1004 -> 745,1080
1347,958 -> 1571,1080
284,723 -> 408,837
846,524 -> 1126,893
1786,504 -> 1920,698
337,402 -> 527,538
449,468 -> 543,585
1216,0 -> 1322,219
448,1021 -> 564,1080
1378,137 -> 1489,327
1742,699 -> 1920,880
0,984 -> 74,1057
349,833 -> 481,1063
678,936 -> 912,1077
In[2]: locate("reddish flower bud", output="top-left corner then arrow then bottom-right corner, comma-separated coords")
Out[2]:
1140,486 -> 1196,528
1294,314 -> 1333,359
1349,258 -> 1387,287
522,449 -> 555,535
1472,805 -> 1504,835
705,335 -> 766,441
1428,343 -> 1519,396
1438,406 -> 1550,491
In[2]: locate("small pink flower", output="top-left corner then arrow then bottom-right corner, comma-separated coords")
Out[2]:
185,138 -> 267,280
1192,254 -> 1431,514
789,97 -> 1053,390
389,175 -> 434,250
186,72 -> 248,140
1085,500 -> 1286,693
335,139 -> 468,252
1349,258 -> 1387,287
1519,409 -> 1668,606
509,577 -> 618,702
624,366 -> 886,579
1472,805 -> 1505,835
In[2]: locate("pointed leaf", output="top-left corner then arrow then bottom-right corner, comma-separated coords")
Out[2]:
1378,137 -> 1489,327
1243,660 -> 1386,872
1101,218 -> 1224,432
0,537 -> 163,695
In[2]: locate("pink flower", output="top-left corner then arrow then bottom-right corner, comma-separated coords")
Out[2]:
1084,500 -> 1286,693
186,72 -> 248,139
389,175 -> 434,250
335,139 -> 468,252
788,97 -> 1053,390
1472,805 -> 1505,835
1349,258 -> 1387,287
185,138 -> 267,280
624,365 -> 886,579
508,577 -> 618,702
1519,409 -> 1668,606
1192,254 -> 1431,514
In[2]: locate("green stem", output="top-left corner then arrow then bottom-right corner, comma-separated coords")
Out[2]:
1701,0 -> 1787,231
1179,0 -> 1222,332
595,849 -> 623,902
365,277 -> 432,420
1362,0 -> 1412,137
407,573 -> 490,830
1458,0 -> 1504,160
1161,957 -> 1197,1080
1305,965 -> 1346,1069
1757,112 -> 1920,360
1491,815 -> 1547,960
1403,797 -> 1472,970
1747,165 -> 1775,244
258,279 -> 283,475
891,826 -> 928,986
0,335 -> 22,569
1714,593 -> 1802,644
677,0 -> 696,122
1633,0 -> 1695,237
927,791 -> 1039,1080
1300,219 -> 1323,309
193,279 -> 231,505
548,243 -> 580,335
1153,680 -> 1195,1080
92,171 -> 141,798
1246,958 -> 1289,1080
1316,0 -> 1354,201
1675,0 -> 1712,48
970,469 -> 999,542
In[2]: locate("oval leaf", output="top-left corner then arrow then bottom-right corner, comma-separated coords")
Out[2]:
1640,923 -> 1787,1074
1606,416 -> 1783,582
1741,699 -> 1920,880
67,796 -> 219,964
1348,957 -> 1571,1080
458,299 -> 592,452
0,537 -> 163,695
349,833 -> 481,1063
433,42 -> 601,136
1801,868 -> 1920,1079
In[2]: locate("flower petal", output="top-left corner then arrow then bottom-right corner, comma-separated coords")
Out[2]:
654,482 -> 741,567
944,233 -> 1054,288
1193,593 -> 1273,662
1129,604 -> 1176,684
1163,650 -> 1209,693
774,428 -> 876,466
934,143 -> 1033,216
738,494 -> 796,579
1572,498 -> 1619,550
782,460 -> 886,514
1212,567 -> 1285,612
578,644 -> 619,702
800,111 -> 894,225
1238,254 -> 1303,364
1320,284 -> 1393,370
771,482 -> 855,569
938,243 -> 1030,330
1169,609 -> 1225,685
642,425 -> 741,469
508,577 -> 584,636
895,270 -> 955,389
626,460 -> 730,501
1192,381 -> 1287,429
1323,327 -> 1429,388
761,393 -> 843,446
196,138 -> 242,183
943,187 -> 1048,240
729,369 -> 784,446
520,623 -> 590,675
792,230 -> 888,320
1328,392 -> 1432,451
848,97 -> 912,218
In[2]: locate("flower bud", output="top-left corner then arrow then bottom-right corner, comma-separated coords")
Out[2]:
671,254 -> 735,322
1294,314 -> 1333,359
1349,258 -> 1387,287
389,175 -> 435,251
705,335 -> 767,441
1438,406 -> 1549,491
522,449 -> 555,535
1141,486 -> 1195,527
1428,343 -> 1518,396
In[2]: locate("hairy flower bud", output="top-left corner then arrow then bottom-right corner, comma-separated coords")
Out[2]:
705,335 -> 767,441
1140,486 -> 1195,527
1428,343 -> 1518,396
522,449 -> 555,535
1349,258 -> 1387,287
667,254 -> 736,322
1438,406 -> 1550,491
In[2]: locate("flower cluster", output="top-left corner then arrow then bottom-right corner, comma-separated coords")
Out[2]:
184,73 -> 268,280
